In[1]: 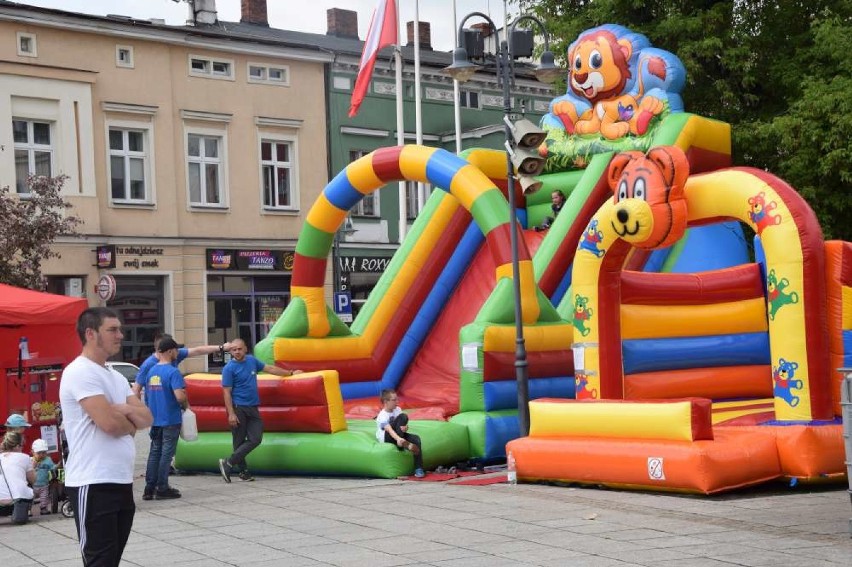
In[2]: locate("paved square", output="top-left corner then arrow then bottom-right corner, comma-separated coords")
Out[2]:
1,435 -> 849,566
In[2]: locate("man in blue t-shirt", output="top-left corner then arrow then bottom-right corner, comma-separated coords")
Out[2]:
132,334 -> 233,398
217,339 -> 298,483
139,337 -> 187,500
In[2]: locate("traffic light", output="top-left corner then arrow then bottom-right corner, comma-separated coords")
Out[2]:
505,116 -> 546,194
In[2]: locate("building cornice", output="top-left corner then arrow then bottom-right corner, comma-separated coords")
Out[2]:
340,126 -> 390,138
255,116 -> 303,129
101,102 -> 159,116
0,58 -> 96,83
180,109 -> 232,123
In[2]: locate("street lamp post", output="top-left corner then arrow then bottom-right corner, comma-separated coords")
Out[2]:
445,13 -> 560,437
332,216 -> 357,294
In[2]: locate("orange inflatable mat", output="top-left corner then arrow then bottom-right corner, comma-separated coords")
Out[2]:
507,427 -> 782,494
718,423 -> 846,480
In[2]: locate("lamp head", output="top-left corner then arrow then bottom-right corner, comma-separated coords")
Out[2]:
444,47 -> 479,83
534,50 -> 563,84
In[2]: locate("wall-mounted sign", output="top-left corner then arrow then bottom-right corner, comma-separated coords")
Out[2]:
206,249 -> 295,271
95,274 -> 117,302
96,245 -> 116,269
98,244 -> 164,269
338,256 -> 392,273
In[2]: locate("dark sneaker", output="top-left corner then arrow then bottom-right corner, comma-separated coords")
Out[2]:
414,468 -> 425,478
154,487 -> 181,500
142,487 -> 154,501
218,458 -> 232,483
238,471 -> 255,482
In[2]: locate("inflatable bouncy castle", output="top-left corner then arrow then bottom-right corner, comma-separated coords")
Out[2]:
176,25 -> 849,493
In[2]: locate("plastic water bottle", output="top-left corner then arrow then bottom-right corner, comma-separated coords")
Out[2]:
507,451 -> 517,485
19,337 -> 30,360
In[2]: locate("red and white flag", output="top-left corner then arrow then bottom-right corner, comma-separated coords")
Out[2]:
349,0 -> 398,118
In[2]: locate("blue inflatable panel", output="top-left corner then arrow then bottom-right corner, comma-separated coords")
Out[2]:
843,331 -> 852,367
551,263 -> 572,307
483,377 -> 575,411
517,208 -> 528,229
622,332 -> 771,374
340,380 -> 382,400
324,169 -> 364,211
754,235 -> 767,268
643,247 -> 672,273
381,221 -> 484,389
485,414 -> 520,458
425,150 -> 469,192
667,222 -> 748,273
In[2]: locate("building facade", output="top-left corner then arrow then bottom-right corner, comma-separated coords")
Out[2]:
0,0 -> 555,369
0,1 -> 330,371
322,10 -> 554,315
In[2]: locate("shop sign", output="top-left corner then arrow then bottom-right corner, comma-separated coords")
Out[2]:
95,274 -> 117,302
95,245 -> 116,269
338,256 -> 392,273
116,245 -> 164,269
207,249 -> 294,271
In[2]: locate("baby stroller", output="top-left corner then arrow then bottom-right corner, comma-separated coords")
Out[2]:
48,410 -> 74,518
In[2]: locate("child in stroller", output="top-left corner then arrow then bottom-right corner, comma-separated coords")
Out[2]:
48,408 -> 73,518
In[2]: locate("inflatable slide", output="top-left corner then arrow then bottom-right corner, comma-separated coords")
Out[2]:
176,24 -> 849,492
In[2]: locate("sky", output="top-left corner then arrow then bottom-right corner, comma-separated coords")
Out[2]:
22,0 -> 520,51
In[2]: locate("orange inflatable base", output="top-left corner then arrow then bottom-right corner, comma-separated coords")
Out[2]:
507,428 -> 781,495
718,423 -> 846,479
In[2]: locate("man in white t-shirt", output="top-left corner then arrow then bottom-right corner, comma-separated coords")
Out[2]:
60,307 -> 152,567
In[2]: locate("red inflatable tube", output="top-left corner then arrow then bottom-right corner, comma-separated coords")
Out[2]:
185,374 -> 329,406
193,405 -> 334,433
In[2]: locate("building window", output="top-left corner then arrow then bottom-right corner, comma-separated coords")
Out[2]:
116,45 -> 134,68
349,150 -> 379,217
13,119 -> 52,194
332,76 -> 351,90
108,128 -> 149,203
207,275 -> 291,368
187,134 -> 223,206
405,181 -> 419,220
261,139 -> 296,210
247,63 -> 290,86
188,55 -> 235,80
16,32 -> 36,57
459,89 -> 480,109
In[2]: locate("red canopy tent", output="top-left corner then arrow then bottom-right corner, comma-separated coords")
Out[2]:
0,284 -> 87,364
0,284 -> 87,438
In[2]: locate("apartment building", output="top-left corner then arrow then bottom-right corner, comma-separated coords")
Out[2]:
0,0 -> 555,368
0,0 -> 330,371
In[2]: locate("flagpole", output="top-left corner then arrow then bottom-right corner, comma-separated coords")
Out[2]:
395,3 -> 407,242
453,0 -> 461,154
414,0 -> 425,212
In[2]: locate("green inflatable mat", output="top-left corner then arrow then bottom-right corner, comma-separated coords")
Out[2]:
174,419 -> 471,479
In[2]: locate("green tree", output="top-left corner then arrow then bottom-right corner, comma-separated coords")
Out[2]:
513,0 -> 852,239
0,175 -> 83,289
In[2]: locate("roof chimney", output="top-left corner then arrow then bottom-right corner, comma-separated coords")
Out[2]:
241,0 -> 268,27
190,0 -> 217,25
406,21 -> 432,51
327,8 -> 359,39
